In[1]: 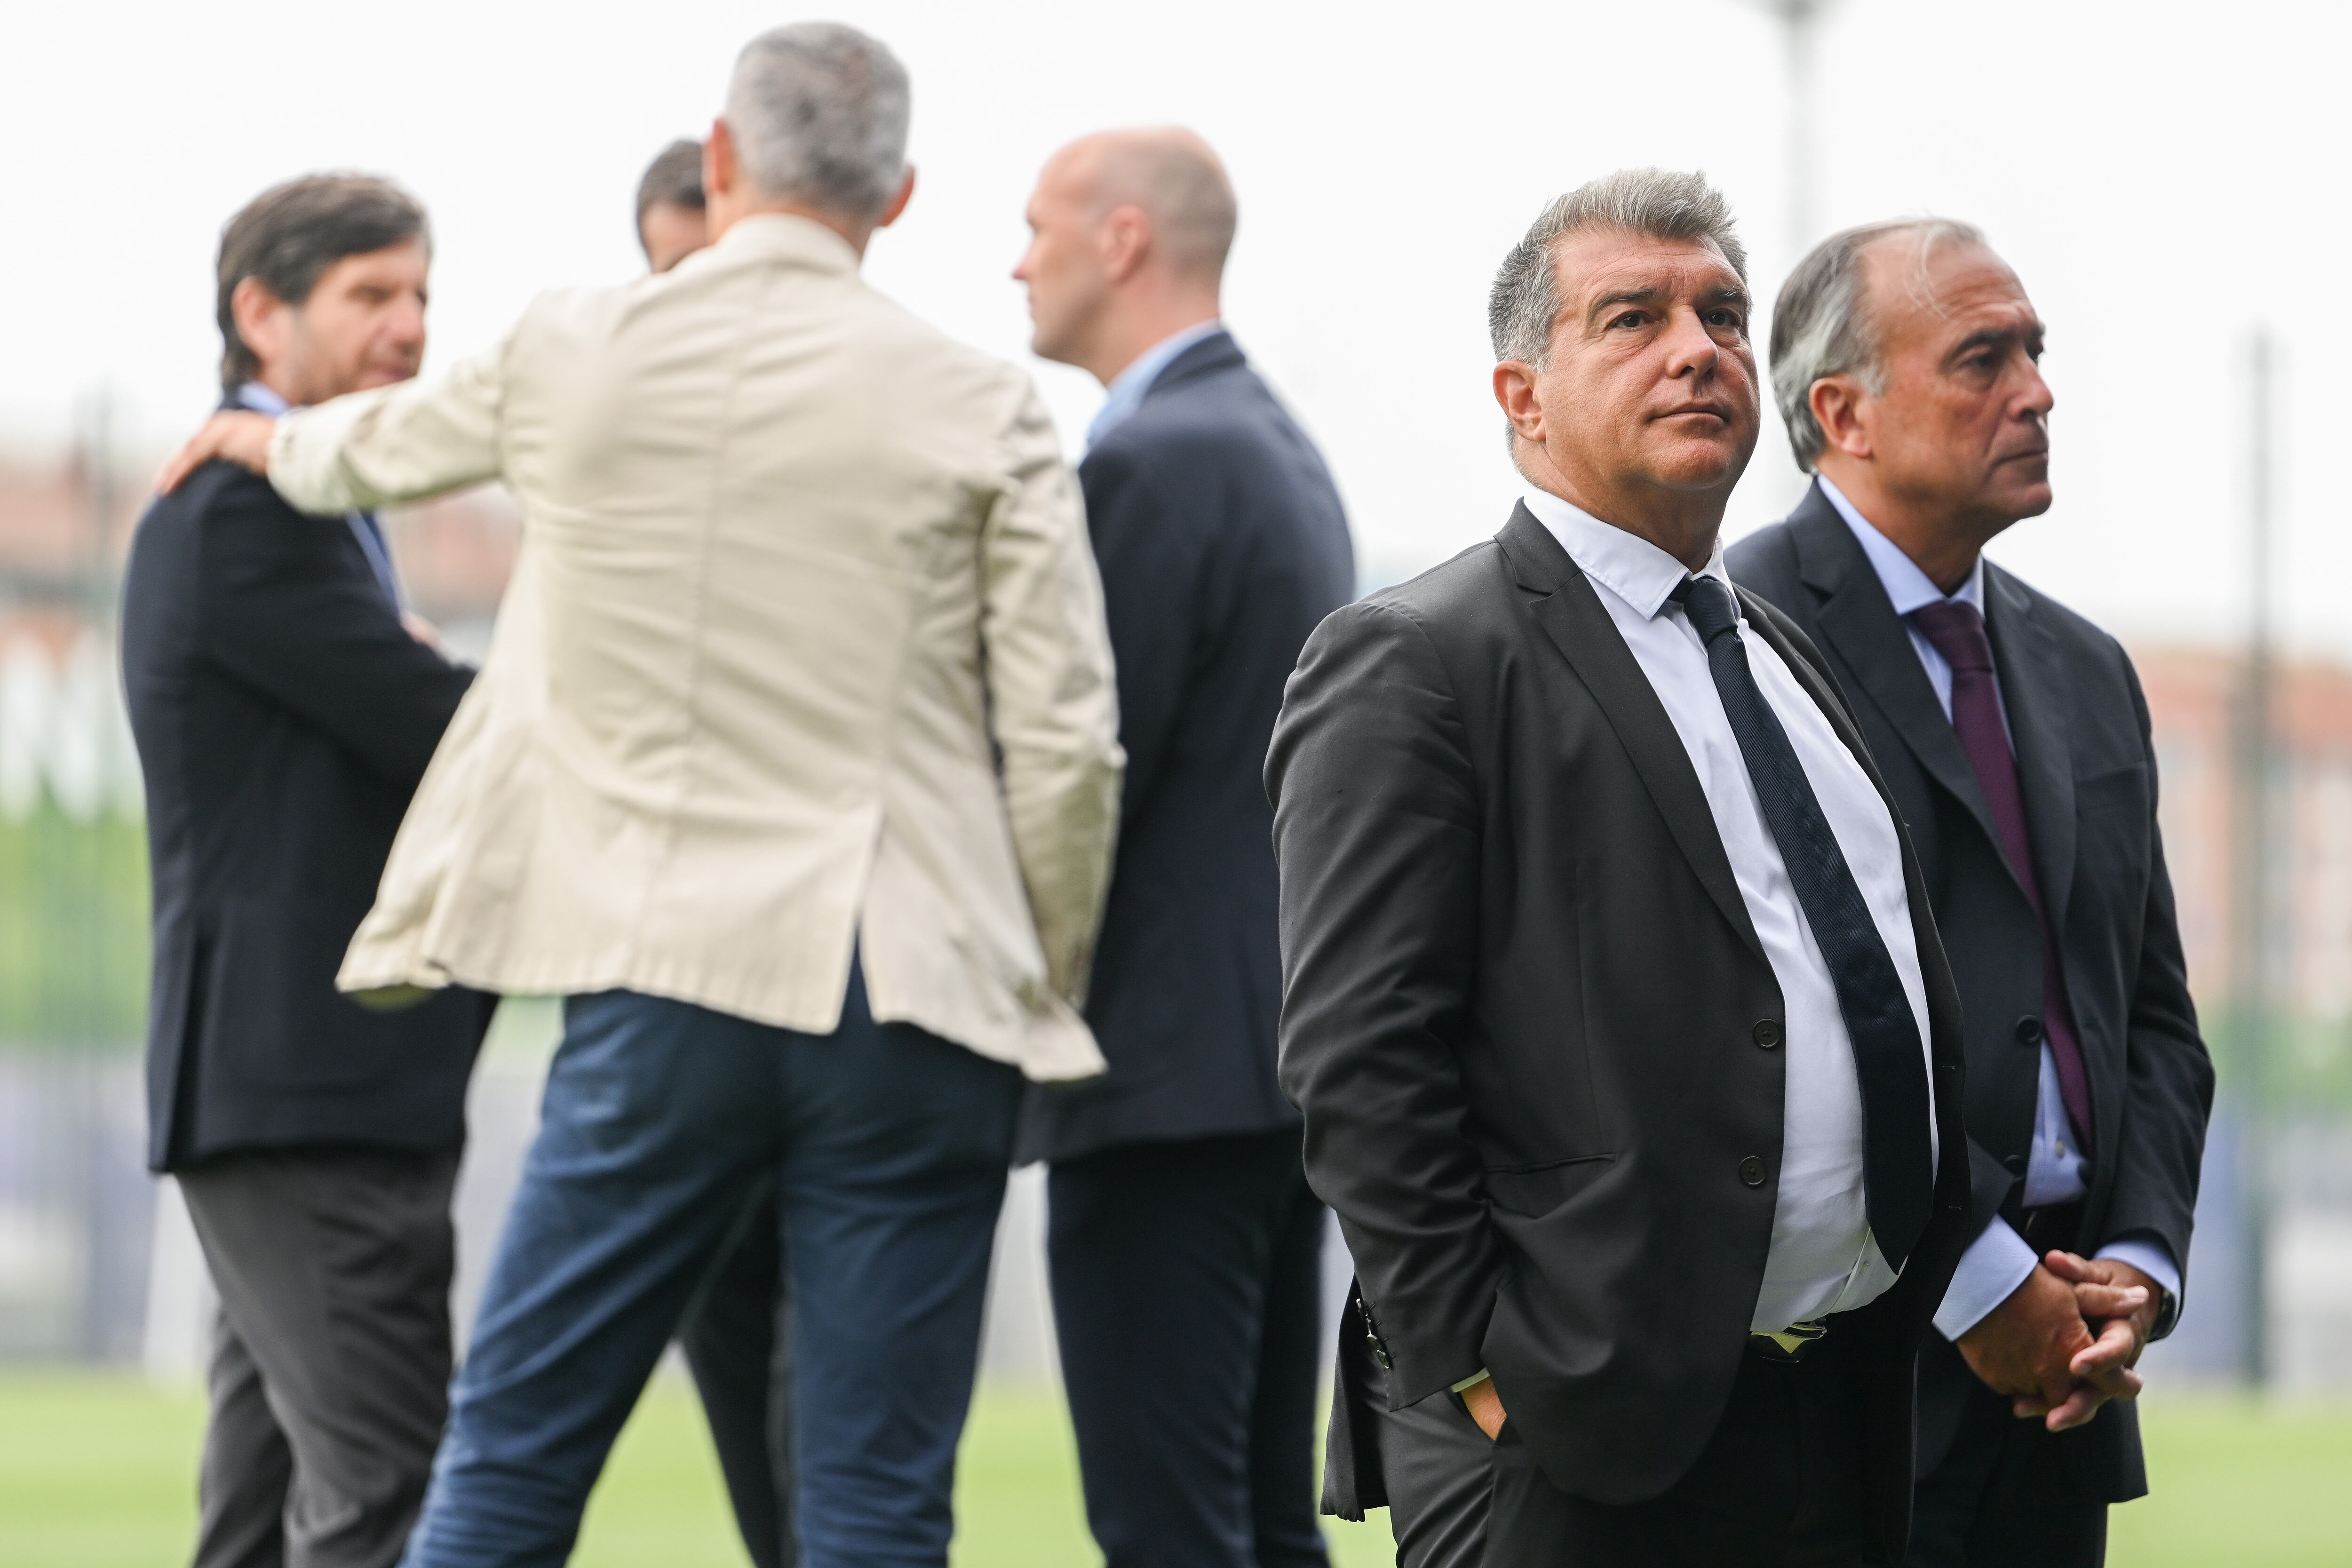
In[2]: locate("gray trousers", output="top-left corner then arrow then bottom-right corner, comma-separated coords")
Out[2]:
178,1146 -> 461,1568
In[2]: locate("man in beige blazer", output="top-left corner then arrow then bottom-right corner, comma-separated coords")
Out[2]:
161,24 -> 1121,1568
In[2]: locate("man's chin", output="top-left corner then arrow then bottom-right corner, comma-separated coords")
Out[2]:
1645,440 -> 1751,494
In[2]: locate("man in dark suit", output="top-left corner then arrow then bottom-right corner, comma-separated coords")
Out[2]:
122,174 -> 492,1568
1012,127 -> 1354,1568
1728,219 -> 2212,1566
1266,169 -> 2044,1568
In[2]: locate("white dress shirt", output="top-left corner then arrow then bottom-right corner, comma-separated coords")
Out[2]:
1523,487 -> 1939,1333
1816,477 -> 2183,1336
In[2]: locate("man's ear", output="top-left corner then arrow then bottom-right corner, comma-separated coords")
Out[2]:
1808,375 -> 1874,461
1101,205 -> 1152,285
705,117 -> 738,200
229,275 -> 290,374
876,166 -> 916,230
1492,360 -> 1545,448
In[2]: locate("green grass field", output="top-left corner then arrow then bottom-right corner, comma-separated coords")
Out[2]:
1,1373 -> 2345,1566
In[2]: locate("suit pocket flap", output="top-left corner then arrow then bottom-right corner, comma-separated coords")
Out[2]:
1484,1155 -> 1613,1217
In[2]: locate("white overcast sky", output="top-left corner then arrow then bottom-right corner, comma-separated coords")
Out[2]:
2,0 -> 2342,656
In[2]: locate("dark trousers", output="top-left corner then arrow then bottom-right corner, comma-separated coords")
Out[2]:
179,1146 -> 461,1568
1048,1129 -> 1329,1568
1376,1334 -> 1884,1568
679,1183 -> 797,1568
1907,1346 -> 2107,1568
396,969 -> 1022,1568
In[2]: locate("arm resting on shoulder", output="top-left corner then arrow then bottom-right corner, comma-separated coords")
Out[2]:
980,380 -> 1125,1006
269,340 -> 508,514
1268,599 -> 1502,1407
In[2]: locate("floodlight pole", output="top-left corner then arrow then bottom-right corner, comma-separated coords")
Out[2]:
1758,0 -> 1832,256
2231,328 -> 2279,1388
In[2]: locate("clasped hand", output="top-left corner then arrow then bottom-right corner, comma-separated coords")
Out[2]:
1956,1251 -> 2157,1432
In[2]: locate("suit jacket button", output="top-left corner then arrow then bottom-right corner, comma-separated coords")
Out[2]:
1739,1156 -> 1767,1187
1752,1018 -> 1783,1049
2016,1015 -> 2044,1045
2004,1153 -> 2027,1177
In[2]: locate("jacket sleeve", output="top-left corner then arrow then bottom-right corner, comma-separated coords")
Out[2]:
1077,442 -> 1197,822
1267,597 -> 1501,1407
199,471 -> 472,789
981,378 -> 1125,1006
268,337 -> 507,514
2096,656 -> 2215,1334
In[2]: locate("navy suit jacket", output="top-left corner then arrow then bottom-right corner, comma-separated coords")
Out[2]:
1018,331 -> 1354,1164
121,454 -> 493,1172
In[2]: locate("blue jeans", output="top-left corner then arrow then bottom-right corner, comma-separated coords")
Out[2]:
398,966 -> 1022,1568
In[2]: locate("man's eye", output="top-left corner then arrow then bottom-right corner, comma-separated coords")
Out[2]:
1707,309 -> 1744,330
1610,311 -> 1646,329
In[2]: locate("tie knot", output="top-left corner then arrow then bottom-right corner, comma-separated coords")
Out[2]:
1908,599 -> 1994,673
1672,574 -> 1741,645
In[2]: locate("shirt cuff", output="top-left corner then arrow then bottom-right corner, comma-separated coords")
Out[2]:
1450,1369 -> 1492,1394
1934,1218 -> 2040,1341
2095,1235 -> 2182,1329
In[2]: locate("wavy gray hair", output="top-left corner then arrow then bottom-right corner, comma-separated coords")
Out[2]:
725,23 -> 910,223
1488,168 -> 1747,371
1771,217 -> 1986,471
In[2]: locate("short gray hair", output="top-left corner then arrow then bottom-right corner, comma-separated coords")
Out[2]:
1488,168 -> 1748,370
725,23 -> 910,222
1771,217 -> 1986,471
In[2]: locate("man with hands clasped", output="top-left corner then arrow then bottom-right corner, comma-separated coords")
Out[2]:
1731,220 -> 2213,1566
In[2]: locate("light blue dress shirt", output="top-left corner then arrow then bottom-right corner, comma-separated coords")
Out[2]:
1815,477 -> 2182,1337
1083,319 -> 1225,453
235,382 -> 402,610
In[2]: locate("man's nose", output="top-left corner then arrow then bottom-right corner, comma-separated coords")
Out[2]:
1662,309 -> 1720,377
2017,358 -> 2055,420
388,293 -> 427,349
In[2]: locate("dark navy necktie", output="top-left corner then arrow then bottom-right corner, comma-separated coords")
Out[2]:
1673,574 -> 1935,1268
349,511 -> 401,611
1908,598 -> 2093,1154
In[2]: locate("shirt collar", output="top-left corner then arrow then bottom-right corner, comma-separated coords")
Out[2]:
1086,319 -> 1225,449
236,381 -> 292,416
1815,475 -> 1984,615
1519,486 -> 1731,620
710,212 -> 862,274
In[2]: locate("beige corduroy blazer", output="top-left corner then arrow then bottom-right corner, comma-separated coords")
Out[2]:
267,215 -> 1123,1081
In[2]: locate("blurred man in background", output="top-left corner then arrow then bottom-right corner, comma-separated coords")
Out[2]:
636,138 -> 709,273
1012,127 -> 1352,1568
1730,221 -> 2211,1567
160,24 -> 1122,1568
123,174 -> 493,1568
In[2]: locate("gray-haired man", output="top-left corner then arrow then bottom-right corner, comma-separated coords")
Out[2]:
1729,221 -> 2210,1568
1269,169 -> 1978,1567
160,23 -> 1121,1568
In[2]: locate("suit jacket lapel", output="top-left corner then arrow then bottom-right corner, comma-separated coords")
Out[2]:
1984,564 -> 2077,939
1498,505 -> 1768,969
1789,490 -> 2022,893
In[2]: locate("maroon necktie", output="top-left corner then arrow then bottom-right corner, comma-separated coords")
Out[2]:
1909,599 -> 2095,1154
